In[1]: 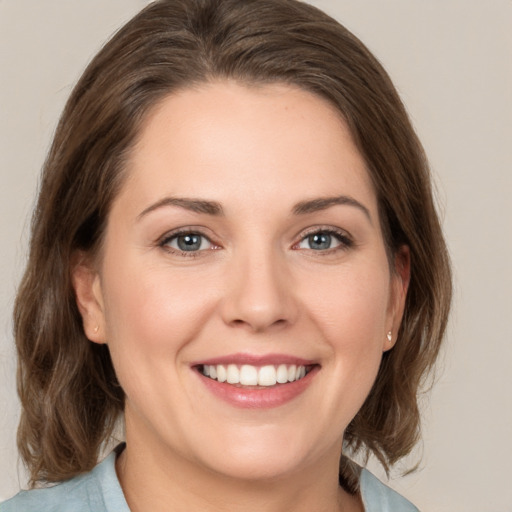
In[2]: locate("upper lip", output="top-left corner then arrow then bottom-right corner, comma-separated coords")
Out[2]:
191,353 -> 317,367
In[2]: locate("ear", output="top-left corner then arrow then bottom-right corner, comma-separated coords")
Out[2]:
384,245 -> 410,351
71,252 -> 107,344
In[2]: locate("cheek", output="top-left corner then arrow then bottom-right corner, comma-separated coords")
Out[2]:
99,263 -> 224,437
305,261 -> 390,342
100,260 -> 218,373
303,261 -> 391,390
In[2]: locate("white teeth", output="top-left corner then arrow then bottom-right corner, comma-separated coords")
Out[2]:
226,364 -> 239,384
240,365 -> 258,385
216,365 -> 226,382
276,364 -> 288,384
202,363 -> 309,386
258,365 -> 277,386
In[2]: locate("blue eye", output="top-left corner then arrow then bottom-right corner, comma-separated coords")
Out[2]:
297,230 -> 350,251
307,232 -> 334,250
162,232 -> 212,252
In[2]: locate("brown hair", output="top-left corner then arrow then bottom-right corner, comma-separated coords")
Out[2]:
14,0 -> 451,493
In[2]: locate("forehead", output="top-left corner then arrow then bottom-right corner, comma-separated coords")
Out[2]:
117,81 -> 377,218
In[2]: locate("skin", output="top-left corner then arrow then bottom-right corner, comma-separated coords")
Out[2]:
73,81 -> 409,512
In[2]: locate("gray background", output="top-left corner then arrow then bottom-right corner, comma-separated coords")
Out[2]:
1,1 -> 511,510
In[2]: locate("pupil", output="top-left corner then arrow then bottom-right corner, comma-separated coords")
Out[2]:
309,233 -> 331,250
178,234 -> 201,251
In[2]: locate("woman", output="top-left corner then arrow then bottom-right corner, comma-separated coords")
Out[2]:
2,0 -> 451,510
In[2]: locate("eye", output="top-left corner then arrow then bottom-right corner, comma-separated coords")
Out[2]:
161,231 -> 214,253
296,229 -> 352,251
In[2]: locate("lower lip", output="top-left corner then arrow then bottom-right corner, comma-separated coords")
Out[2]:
195,366 -> 319,409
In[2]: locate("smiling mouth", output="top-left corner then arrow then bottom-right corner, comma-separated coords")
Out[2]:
198,363 -> 314,387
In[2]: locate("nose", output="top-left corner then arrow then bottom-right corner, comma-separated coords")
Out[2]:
220,247 -> 299,333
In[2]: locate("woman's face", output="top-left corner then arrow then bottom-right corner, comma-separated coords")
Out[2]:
76,81 -> 407,480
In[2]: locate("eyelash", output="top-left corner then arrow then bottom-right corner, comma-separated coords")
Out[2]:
158,226 -> 353,257
158,228 -> 218,258
292,227 -> 354,254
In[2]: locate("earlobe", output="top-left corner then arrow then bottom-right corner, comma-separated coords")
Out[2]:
384,245 -> 411,351
71,253 -> 107,344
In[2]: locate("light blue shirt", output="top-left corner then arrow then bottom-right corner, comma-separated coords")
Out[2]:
1,449 -> 418,511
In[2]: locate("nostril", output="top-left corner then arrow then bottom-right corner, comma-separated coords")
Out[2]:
229,317 -> 289,331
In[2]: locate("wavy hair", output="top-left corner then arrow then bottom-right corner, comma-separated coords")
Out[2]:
14,0 -> 451,493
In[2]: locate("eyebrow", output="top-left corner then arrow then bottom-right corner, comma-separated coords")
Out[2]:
137,197 -> 224,220
292,195 -> 372,222
137,194 -> 371,222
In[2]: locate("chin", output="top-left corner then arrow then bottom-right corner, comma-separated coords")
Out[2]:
202,448 -> 309,482
187,424 -> 334,482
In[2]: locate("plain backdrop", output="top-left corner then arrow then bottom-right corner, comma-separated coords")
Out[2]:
1,1 -> 511,510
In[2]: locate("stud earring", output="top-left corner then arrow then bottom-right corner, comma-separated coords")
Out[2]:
386,331 -> 392,342
93,326 -> 99,334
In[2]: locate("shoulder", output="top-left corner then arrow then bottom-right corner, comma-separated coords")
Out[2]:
0,449 -> 129,512
1,476 -> 100,512
360,468 -> 420,512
